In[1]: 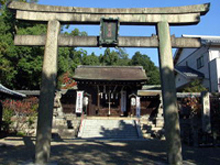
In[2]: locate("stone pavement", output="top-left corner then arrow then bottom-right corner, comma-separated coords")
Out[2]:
0,136 -> 220,165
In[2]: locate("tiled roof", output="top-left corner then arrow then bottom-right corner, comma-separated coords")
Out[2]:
74,66 -> 148,81
0,84 -> 26,97
175,66 -> 204,78
15,90 -> 40,96
182,35 -> 220,45
175,66 -> 204,79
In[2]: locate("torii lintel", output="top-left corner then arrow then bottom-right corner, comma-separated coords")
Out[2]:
8,1 -> 210,25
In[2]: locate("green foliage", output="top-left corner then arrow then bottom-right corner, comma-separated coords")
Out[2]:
183,79 -> 207,92
100,48 -> 119,66
70,28 -> 88,36
1,101 -> 14,132
0,3 -> 89,89
99,49 -> 160,85
16,131 -> 26,136
82,52 -> 100,65
116,48 -> 130,66
130,51 -> 160,85
0,8 -> 17,87
2,106 -> 14,125
0,5 -> 46,89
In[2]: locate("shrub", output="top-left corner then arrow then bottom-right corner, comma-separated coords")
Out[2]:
1,97 -> 39,135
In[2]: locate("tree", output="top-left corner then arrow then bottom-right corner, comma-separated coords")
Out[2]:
82,52 -> 100,66
115,48 -> 130,66
183,79 -> 207,93
130,51 -> 160,85
58,72 -> 77,89
0,1 -> 88,89
57,30 -> 89,89
0,4 -> 47,89
99,48 -> 119,66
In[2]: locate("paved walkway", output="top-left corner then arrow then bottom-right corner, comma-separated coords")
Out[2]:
0,136 -> 220,165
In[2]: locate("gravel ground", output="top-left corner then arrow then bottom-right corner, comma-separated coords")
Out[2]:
0,136 -> 220,165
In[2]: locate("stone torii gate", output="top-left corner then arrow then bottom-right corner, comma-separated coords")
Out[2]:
8,1 -> 210,165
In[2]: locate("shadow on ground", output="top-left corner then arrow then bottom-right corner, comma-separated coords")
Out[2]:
0,136 -> 220,165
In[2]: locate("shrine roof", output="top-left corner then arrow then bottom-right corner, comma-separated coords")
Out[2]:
0,84 -> 26,98
175,66 -> 204,79
74,66 -> 148,81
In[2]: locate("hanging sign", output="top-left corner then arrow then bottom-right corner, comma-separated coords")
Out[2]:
83,96 -> 89,106
131,97 -> 136,106
121,91 -> 127,112
99,17 -> 119,46
76,91 -> 84,113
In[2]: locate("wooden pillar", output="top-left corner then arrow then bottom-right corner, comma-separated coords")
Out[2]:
35,20 -> 60,164
156,21 -> 183,165
97,85 -> 100,113
108,91 -> 111,116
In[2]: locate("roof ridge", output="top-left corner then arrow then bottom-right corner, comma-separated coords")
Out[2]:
182,34 -> 220,39
74,66 -> 147,81
78,65 -> 144,69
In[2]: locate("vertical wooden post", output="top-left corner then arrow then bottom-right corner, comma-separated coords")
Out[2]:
35,20 -> 60,164
156,21 -> 183,165
97,85 -> 100,114
108,91 -> 111,115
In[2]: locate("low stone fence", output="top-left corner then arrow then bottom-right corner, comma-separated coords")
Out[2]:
178,92 -> 220,146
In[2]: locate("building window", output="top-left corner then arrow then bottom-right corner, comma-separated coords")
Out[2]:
197,56 -> 204,69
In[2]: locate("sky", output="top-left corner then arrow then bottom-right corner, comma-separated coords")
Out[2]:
38,0 -> 220,66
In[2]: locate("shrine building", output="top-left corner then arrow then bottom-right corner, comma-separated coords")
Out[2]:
70,65 -> 158,117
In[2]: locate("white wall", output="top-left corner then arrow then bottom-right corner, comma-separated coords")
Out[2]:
177,46 -> 209,76
208,49 -> 220,92
176,48 -> 197,63
209,48 -> 220,61
175,46 -> 220,92
175,74 -> 190,89
217,58 -> 220,92
210,58 -> 220,92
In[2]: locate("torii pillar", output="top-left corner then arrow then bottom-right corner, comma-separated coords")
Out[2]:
7,1 -> 210,165
157,22 -> 182,164
35,20 -> 60,164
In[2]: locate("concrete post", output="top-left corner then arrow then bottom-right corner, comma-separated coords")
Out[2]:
156,21 -> 183,165
35,20 -> 60,164
201,91 -> 211,133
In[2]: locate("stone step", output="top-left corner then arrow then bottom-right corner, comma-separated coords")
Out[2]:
78,119 -> 141,140
140,117 -> 165,140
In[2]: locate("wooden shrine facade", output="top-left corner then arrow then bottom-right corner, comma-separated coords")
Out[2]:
74,66 -> 147,116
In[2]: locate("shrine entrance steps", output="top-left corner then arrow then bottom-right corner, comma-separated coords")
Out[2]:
77,118 -> 143,140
